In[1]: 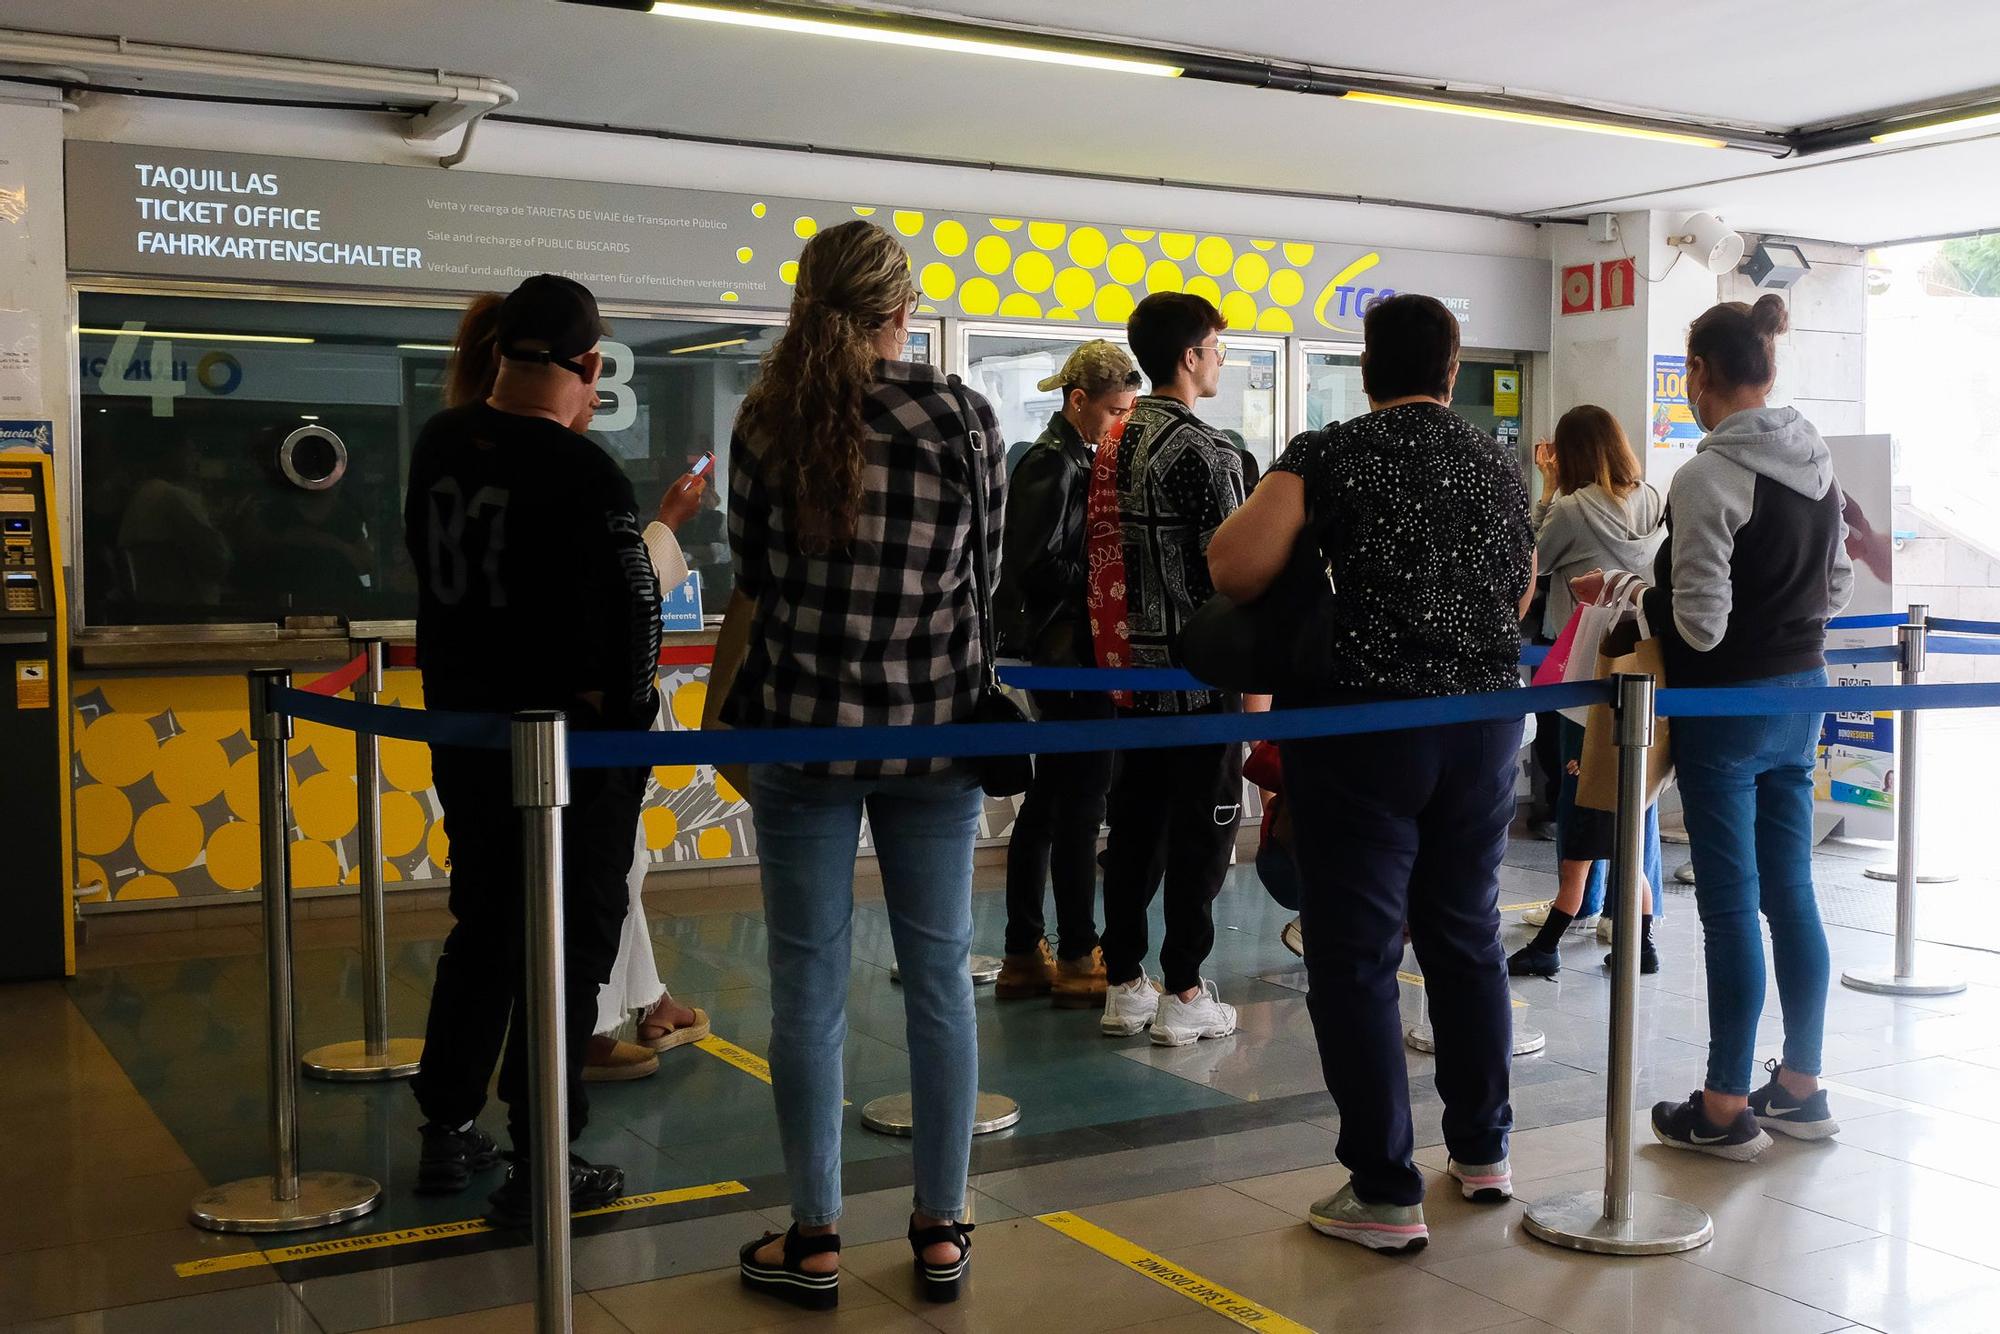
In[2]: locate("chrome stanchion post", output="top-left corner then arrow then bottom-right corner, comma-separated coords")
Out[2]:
1525,674 -> 1711,1255
513,711 -> 573,1334
191,670 -> 382,1233
305,641 -> 426,1080
1845,607 -> 1966,996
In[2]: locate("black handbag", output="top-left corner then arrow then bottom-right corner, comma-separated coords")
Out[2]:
945,376 -> 1036,798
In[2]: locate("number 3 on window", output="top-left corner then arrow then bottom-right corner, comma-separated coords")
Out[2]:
595,339 -> 638,433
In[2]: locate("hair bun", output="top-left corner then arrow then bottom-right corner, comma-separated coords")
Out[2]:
1750,292 -> 1790,338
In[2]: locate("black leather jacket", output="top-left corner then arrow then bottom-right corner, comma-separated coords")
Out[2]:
995,412 -> 1092,666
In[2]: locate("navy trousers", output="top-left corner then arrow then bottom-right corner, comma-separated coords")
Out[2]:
1282,714 -> 1522,1206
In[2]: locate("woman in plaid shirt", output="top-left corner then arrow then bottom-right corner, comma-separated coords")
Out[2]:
724,221 -> 1003,1310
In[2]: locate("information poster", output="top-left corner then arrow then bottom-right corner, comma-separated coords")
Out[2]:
1493,370 -> 1520,417
1816,435 -> 1896,832
0,310 -> 41,416
660,571 -> 704,633
1649,354 -> 1701,451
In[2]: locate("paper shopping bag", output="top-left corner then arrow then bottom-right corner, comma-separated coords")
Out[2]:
1576,632 -> 1673,814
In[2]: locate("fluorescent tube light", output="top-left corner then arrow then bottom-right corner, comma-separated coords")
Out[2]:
1871,108 -> 2000,144
77,326 -> 315,344
648,2 -> 1183,77
396,342 -> 458,351
669,337 -> 750,354
1342,92 -> 1728,149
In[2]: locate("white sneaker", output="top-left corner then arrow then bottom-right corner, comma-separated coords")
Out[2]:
1101,974 -> 1162,1036
1280,918 -> 1304,958
1597,916 -> 1616,943
1151,979 -> 1238,1047
1521,904 -> 1598,934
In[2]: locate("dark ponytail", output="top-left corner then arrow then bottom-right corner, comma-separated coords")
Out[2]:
1687,292 -> 1789,390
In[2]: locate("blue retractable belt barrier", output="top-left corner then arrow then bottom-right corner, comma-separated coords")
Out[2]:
1656,680 -> 2000,718
1929,617 -> 2000,637
277,687 -> 510,749
999,666 -> 1210,692
1826,612 -> 1909,630
1929,634 -> 2000,657
1824,645 -> 1903,665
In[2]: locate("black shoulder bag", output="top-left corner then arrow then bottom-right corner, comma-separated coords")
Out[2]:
945,376 -> 1036,798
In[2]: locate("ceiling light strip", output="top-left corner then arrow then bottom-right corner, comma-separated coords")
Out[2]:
1871,107 -> 2000,145
668,337 -> 750,354
1341,92 -> 1731,150
77,326 -> 315,344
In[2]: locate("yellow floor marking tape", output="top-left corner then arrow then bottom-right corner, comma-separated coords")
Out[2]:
173,1179 -> 748,1279
696,1034 -> 847,1103
1396,971 -> 1528,1009
1038,1211 -> 1315,1334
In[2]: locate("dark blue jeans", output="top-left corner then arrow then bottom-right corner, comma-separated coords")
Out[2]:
1674,668 -> 1831,1096
1283,715 -> 1522,1207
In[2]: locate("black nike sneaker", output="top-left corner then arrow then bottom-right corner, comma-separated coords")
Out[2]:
486,1154 -> 626,1228
1748,1059 -> 1841,1141
1651,1092 -> 1772,1161
416,1122 -> 502,1195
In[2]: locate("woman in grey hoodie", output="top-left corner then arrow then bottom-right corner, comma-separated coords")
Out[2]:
1508,406 -> 1665,978
1578,295 -> 1853,1162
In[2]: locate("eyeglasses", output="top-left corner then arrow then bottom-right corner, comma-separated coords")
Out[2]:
1189,342 -> 1227,361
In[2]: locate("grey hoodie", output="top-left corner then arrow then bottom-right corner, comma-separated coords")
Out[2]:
1536,481 -> 1666,638
1640,406 -> 1855,686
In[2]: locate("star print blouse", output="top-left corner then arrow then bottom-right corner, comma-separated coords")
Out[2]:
1271,402 -> 1533,699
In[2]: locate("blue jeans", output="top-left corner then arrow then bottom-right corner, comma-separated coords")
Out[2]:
747,763 -> 984,1226
1558,716 -> 1663,918
1674,668 -> 1831,1096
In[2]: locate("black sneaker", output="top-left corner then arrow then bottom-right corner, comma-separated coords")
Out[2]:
1748,1059 -> 1840,1141
1507,943 -> 1560,977
1601,939 -> 1661,975
485,1154 -> 626,1228
1651,1092 -> 1772,1161
416,1122 -> 502,1195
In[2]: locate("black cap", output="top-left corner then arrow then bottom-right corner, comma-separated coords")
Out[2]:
495,274 -> 606,368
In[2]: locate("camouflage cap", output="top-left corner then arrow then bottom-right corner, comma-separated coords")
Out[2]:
1036,339 -> 1141,395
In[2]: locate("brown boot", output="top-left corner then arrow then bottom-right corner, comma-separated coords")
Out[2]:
995,938 -> 1056,999
1051,946 -> 1108,1009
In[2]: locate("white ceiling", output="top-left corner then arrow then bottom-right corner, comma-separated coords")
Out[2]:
6,0 -> 2000,244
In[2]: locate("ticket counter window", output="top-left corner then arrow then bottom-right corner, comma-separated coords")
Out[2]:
75,293 -> 784,628
1306,348 -> 1527,450
964,329 -> 1280,474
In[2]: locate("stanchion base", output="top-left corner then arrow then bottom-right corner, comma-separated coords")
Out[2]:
861,1091 -> 1020,1137
189,1171 -> 382,1234
1405,1025 -> 1545,1056
302,1037 -> 425,1082
1841,966 -> 1967,997
891,955 -> 1004,986
1863,865 -> 1959,884
1523,1189 -> 1712,1256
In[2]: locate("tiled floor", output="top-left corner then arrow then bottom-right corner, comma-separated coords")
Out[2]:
11,833 -> 2000,1333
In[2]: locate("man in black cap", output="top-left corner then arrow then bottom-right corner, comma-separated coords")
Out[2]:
404,274 -> 661,1224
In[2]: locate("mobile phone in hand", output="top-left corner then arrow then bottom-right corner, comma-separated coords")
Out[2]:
691,453 -> 715,478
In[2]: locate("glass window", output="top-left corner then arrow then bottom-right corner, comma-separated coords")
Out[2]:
75,292 -> 783,627
1306,348 -> 1529,452
964,329 -> 1280,473
1303,348 -> 1367,432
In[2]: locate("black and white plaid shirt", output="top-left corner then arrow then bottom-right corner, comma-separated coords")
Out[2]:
721,359 -> 1006,777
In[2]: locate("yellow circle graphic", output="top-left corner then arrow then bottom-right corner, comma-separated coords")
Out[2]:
1067,227 -> 1108,268
722,292 -> 740,303
344,861 -> 404,886
134,803 -> 204,873
736,247 -> 754,263
892,210 -> 924,236
989,217 -> 1023,232
1233,252 -> 1271,294
118,875 -> 179,902
780,260 -> 799,285
1257,308 -> 1297,333
381,738 -> 433,793
1048,309 -> 1079,322
427,821 -> 451,872
974,235 -> 1012,276
96,678 -> 174,716
291,840 -> 342,889
159,676 -> 249,742
1106,244 -> 1145,285
1093,285 -> 1137,324
205,821 -> 262,892
642,805 -> 680,850
1268,270 -> 1307,307
654,764 -> 696,791
793,216 -> 818,239
1159,232 -> 1196,261
75,784 -> 133,857
381,790 -> 427,858
1185,276 -> 1224,307
1013,251 -> 1055,294
82,714 -> 158,788
223,753 -> 262,824
1220,291 -> 1258,331
1028,221 -> 1066,250
1252,239 -> 1277,252
999,293 -> 1043,319
669,681 -> 708,731
1122,228 -> 1157,242
920,262 -> 957,302
714,769 -> 744,805
295,770 -> 359,842
76,857 -> 110,903
297,719 -> 356,777
960,278 -> 1001,316
154,733 -> 228,807
1283,243 -> 1315,266
933,220 -> 968,257
1196,236 -> 1234,276
852,206 -> 877,216
1053,267 -> 1097,310
752,202 -> 767,218
696,826 -> 733,859
1145,260 -> 1185,295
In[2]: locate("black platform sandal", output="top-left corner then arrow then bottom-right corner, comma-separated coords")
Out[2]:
908,1217 -> 974,1303
738,1224 -> 841,1311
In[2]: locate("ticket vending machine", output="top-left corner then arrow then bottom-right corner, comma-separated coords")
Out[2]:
0,453 -> 72,980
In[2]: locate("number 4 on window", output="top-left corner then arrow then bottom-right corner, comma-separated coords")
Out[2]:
97,322 -> 186,418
